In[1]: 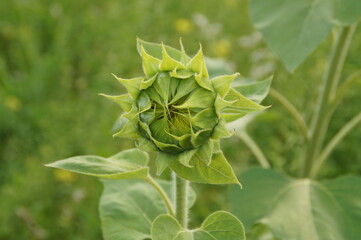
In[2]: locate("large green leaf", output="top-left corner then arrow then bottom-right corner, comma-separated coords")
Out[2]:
334,0 -> 361,25
151,211 -> 245,240
100,179 -> 196,240
230,168 -> 361,240
45,149 -> 149,180
249,0 -> 334,71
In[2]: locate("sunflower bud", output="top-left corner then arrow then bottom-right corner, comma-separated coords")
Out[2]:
101,39 -> 266,180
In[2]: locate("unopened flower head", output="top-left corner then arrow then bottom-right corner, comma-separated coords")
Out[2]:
101,39 -> 265,171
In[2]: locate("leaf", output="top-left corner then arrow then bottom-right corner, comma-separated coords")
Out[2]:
141,73 -> 158,90
113,117 -> 140,139
153,72 -> 172,102
99,93 -> 133,112
333,0 -> 361,25
160,44 -> 185,71
139,121 -> 183,154
195,140 -> 213,165
137,92 -> 152,112
137,38 -> 190,62
155,152 -> 172,175
45,149 -> 149,180
187,46 -> 209,79
151,211 -> 245,240
176,88 -> 216,109
100,179 -> 197,240
222,88 -> 267,122
112,74 -> 143,99
233,76 -> 272,104
249,0 -> 334,71
178,149 -> 198,168
170,68 -> 194,79
230,168 -> 361,240
140,45 -> 161,78
170,151 -> 240,185
169,77 -> 198,104
211,73 -> 240,98
212,119 -> 232,139
191,108 -> 218,129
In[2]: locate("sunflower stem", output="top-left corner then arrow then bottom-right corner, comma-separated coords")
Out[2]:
302,25 -> 356,178
310,111 -> 361,178
173,172 -> 189,228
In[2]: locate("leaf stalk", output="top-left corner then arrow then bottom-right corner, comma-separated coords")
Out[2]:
269,88 -> 309,143
237,131 -> 270,168
310,111 -> 361,178
146,175 -> 176,217
303,25 -> 356,178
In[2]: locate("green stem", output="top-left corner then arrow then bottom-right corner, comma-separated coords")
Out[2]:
303,25 -> 356,178
329,25 -> 358,99
237,131 -> 270,168
146,176 -> 175,217
173,173 -> 188,228
328,70 -> 361,115
269,88 -> 309,143
310,111 -> 361,178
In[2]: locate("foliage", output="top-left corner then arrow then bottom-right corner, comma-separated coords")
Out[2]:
231,168 -> 361,240
99,179 -> 196,240
45,149 -> 150,180
45,39 -> 269,239
249,0 -> 361,71
152,211 -> 245,240
228,1 -> 361,239
1,0 -> 361,239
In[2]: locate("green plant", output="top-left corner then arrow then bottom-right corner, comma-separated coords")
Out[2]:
230,1 -> 361,239
46,39 -> 270,239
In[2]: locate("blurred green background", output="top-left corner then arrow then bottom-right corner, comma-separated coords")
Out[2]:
1,0 -> 360,239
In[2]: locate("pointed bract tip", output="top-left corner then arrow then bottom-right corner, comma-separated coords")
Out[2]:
229,128 -> 236,137
160,42 -> 167,54
111,73 -> 118,79
98,93 -> 108,98
195,43 -> 204,58
264,104 -> 272,109
179,38 -> 185,50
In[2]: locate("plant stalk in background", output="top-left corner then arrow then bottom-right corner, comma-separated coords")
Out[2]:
304,24 -> 357,178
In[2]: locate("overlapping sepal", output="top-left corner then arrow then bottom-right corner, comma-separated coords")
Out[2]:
100,39 -> 270,184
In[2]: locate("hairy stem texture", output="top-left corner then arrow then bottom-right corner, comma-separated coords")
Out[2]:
174,174 -> 189,228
